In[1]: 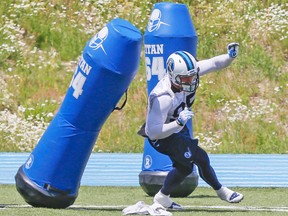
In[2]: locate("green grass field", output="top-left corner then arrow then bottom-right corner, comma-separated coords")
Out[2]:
1,185 -> 287,215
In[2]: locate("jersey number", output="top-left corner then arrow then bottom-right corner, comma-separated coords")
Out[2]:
172,93 -> 196,118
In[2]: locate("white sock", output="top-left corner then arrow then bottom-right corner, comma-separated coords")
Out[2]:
153,191 -> 173,208
216,186 -> 234,202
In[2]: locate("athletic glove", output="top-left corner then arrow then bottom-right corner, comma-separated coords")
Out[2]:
227,42 -> 239,58
176,107 -> 194,126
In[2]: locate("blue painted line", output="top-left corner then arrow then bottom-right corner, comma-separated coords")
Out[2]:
0,153 -> 287,187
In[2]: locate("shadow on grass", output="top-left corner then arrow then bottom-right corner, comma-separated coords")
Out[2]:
186,194 -> 216,199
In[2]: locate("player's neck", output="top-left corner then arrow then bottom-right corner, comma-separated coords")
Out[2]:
171,83 -> 181,93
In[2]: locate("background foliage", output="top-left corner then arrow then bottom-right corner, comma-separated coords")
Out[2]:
0,0 -> 287,153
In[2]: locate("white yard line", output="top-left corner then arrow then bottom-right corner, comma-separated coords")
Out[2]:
183,205 -> 288,212
1,204 -> 288,212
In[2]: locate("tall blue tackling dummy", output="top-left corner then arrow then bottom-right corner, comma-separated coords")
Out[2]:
15,18 -> 142,208
139,2 -> 199,197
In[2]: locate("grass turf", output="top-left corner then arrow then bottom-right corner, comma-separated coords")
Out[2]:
1,185 -> 287,215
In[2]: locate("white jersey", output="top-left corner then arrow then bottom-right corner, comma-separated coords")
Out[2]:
145,54 -> 234,140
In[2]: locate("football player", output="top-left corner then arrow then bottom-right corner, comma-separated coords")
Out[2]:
141,43 -> 244,209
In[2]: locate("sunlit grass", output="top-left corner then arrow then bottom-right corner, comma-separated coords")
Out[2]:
1,185 -> 288,216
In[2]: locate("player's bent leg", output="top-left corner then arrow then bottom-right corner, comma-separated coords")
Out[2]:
153,191 -> 183,210
216,186 -> 244,203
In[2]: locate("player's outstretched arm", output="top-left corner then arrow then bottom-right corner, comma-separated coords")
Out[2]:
198,42 -> 239,76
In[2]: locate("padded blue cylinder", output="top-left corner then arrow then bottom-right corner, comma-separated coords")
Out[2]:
139,3 -> 199,197
15,18 -> 142,208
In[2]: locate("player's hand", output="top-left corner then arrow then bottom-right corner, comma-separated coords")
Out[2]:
227,42 -> 239,58
176,107 -> 194,126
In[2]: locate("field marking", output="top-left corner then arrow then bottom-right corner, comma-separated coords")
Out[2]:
1,204 -> 288,212
183,205 -> 288,212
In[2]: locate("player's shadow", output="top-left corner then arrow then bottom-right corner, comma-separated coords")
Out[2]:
183,194 -> 215,199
